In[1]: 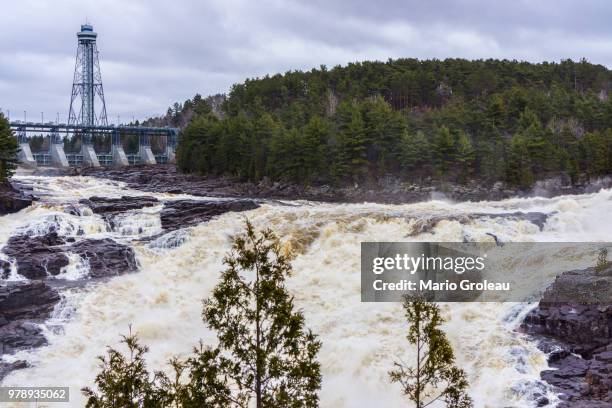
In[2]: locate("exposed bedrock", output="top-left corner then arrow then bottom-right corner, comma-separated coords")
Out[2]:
0,182 -> 35,216
521,264 -> 612,406
70,238 -> 139,278
0,281 -> 61,380
78,195 -> 260,232
1,231 -> 138,280
2,232 -> 70,279
160,199 -> 259,231
80,195 -> 160,215
0,259 -> 11,280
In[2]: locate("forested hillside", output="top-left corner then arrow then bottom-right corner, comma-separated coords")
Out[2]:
174,58 -> 612,188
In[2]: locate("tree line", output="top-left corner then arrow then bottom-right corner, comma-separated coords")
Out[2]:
173,58 -> 612,188
84,222 -> 472,407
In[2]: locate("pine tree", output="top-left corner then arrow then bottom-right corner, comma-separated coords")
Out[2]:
155,344 -> 233,407
268,127 -> 301,182
300,116 -> 329,183
455,131 -> 475,183
0,113 -> 19,183
399,130 -> 430,176
83,333 -> 232,408
333,101 -> 367,183
505,135 -> 534,189
433,126 -> 456,176
389,296 -> 473,408
82,331 -> 165,408
202,220 -> 322,408
361,95 -> 403,174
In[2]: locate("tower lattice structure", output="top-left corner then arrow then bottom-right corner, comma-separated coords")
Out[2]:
68,23 -> 108,129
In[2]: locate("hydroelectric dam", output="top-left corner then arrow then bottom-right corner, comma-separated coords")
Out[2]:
9,23 -> 179,168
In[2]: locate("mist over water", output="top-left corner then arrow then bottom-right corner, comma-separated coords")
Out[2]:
1,174 -> 611,407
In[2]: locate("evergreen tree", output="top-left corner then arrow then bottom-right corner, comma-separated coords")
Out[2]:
389,296 -> 473,408
506,135 -> 534,189
300,116 -> 330,183
248,113 -> 277,181
517,109 -> 551,175
455,131 -> 475,183
202,221 -> 322,408
0,113 -> 19,182
155,345 -> 233,407
432,126 -> 456,176
399,130 -> 430,175
332,102 -> 367,183
580,130 -> 610,178
361,95 -> 403,175
268,127 -> 302,182
82,331 -> 165,408
83,333 -> 233,408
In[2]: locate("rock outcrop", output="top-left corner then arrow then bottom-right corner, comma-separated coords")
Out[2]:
521,264 -> 612,407
70,238 -> 139,278
1,231 -> 138,281
2,232 -> 71,279
160,199 -> 259,231
80,195 -> 160,215
0,182 -> 34,216
0,281 -> 61,380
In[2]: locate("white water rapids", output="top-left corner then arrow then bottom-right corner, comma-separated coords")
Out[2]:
1,174 -> 611,407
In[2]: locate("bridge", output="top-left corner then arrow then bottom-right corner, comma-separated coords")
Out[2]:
11,122 -> 178,168
13,23 -> 180,168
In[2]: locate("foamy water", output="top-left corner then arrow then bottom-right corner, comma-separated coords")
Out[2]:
1,174 -> 611,407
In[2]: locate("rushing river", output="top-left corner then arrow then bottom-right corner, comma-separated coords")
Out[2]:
1,174 -> 611,407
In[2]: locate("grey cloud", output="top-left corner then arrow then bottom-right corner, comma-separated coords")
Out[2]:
1,0 -> 611,122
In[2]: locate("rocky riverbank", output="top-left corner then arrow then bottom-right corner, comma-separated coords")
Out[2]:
0,190 -> 260,381
521,263 -> 612,407
0,181 -> 35,215
0,228 -> 139,380
65,165 -> 612,204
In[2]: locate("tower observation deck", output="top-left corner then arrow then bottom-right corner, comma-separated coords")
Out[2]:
69,24 -> 108,128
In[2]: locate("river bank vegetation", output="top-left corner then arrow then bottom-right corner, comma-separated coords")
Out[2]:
0,113 -> 19,183
166,58 -> 612,189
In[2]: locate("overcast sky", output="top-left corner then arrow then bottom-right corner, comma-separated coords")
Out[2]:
1,0 -> 611,123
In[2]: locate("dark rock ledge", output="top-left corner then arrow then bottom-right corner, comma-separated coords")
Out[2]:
521,264 -> 612,407
0,281 -> 61,380
78,195 -> 259,233
0,182 -> 35,216
160,199 -> 259,231
2,231 -> 138,280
